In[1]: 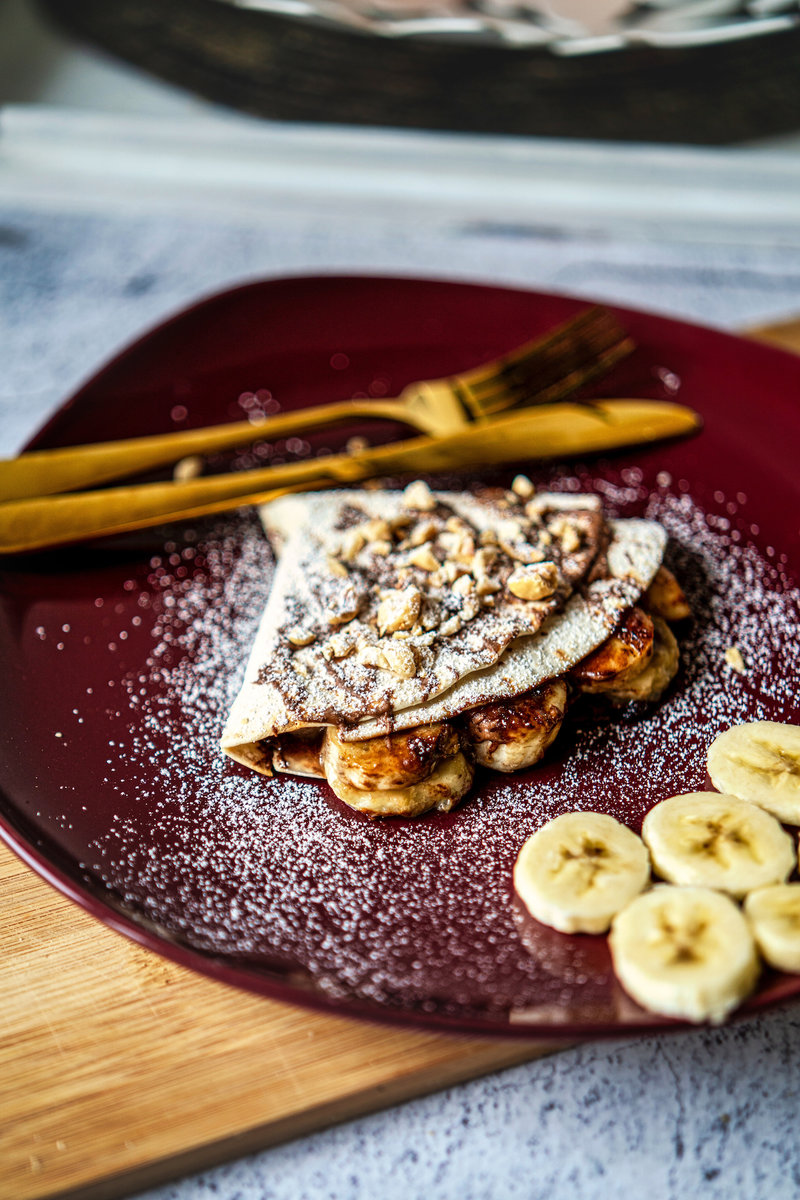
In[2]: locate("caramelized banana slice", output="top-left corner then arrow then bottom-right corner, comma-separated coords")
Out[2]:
325,751 -> 474,817
599,616 -> 679,703
571,607 -> 654,693
463,679 -> 568,772
644,566 -> 691,622
321,721 -> 461,792
272,729 -> 325,778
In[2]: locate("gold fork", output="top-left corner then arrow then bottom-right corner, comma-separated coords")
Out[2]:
0,307 -> 632,503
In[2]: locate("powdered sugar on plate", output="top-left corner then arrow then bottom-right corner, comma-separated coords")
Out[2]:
94,477 -> 800,1030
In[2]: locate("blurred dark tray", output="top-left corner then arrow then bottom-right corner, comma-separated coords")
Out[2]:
39,0 -> 800,142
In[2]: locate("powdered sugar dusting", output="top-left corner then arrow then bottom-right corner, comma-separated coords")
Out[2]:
94,482 -> 800,1029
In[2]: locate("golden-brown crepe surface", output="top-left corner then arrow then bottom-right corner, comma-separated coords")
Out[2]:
221,487 -> 666,773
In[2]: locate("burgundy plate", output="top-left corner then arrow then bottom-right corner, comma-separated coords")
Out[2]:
2,276 -> 799,1038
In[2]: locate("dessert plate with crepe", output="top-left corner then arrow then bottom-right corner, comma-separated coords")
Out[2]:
1,275 -> 799,1038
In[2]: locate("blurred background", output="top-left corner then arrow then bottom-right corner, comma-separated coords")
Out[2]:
3,0 -> 800,141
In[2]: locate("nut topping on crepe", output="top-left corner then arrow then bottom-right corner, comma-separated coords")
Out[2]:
221,486 -> 677,817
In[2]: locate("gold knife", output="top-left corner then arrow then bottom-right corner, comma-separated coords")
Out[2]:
0,399 -> 699,554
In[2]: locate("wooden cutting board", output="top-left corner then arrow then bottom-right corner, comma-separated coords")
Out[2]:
0,844 -> 561,1200
3,320 -> 797,1200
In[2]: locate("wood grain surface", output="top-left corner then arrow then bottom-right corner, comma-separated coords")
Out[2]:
0,844 -> 560,1200
3,319 -> 797,1200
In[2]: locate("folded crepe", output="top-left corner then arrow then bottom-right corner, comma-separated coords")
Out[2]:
221,483 -> 668,809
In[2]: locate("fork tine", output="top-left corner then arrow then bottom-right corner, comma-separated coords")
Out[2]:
460,306 -> 624,391
476,336 -> 636,413
460,307 -> 635,418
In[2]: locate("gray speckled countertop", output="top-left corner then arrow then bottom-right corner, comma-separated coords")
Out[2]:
3,112 -> 800,1200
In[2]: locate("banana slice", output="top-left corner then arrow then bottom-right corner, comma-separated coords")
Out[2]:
571,606 -> 654,693
463,679 -> 567,772
644,565 -> 691,622
513,811 -> 650,934
707,721 -> 800,826
642,791 -> 795,898
595,616 -> 679,704
609,885 -> 760,1024
324,750 -> 474,817
744,884 -> 800,973
321,721 -> 460,792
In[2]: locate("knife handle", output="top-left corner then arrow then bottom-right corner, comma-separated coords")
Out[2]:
0,401 -> 700,554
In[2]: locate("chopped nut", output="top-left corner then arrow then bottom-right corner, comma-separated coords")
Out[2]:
475,576 -> 501,596
322,633 -> 353,660
442,561 -> 467,584
452,574 -> 474,597
362,518 -> 392,543
407,519 -> 439,548
407,543 -> 440,572
478,529 -> 498,546
402,480 -> 436,511
460,596 -> 481,623
357,641 -> 417,678
173,454 -> 203,482
325,584 -> 363,626
507,562 -> 559,601
357,644 -> 388,671
327,555 -> 349,579
439,615 -> 462,637
497,518 -> 523,544
499,536 -> 546,564
339,528 -> 366,562
287,627 -> 315,647
549,516 -> 582,554
724,646 -> 746,674
512,474 -> 535,499
381,642 -> 417,679
371,540 -> 392,557
377,586 -> 422,635
470,546 -> 497,580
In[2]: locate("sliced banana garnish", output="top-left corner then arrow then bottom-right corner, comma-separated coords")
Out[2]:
744,884 -> 800,973
513,812 -> 650,934
643,565 -> 691,622
463,679 -> 567,772
707,721 -> 800,826
642,791 -> 795,898
610,885 -> 760,1024
324,750 -> 474,818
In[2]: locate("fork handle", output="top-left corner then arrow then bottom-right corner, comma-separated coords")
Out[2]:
0,401 -> 700,554
0,398 -> 412,503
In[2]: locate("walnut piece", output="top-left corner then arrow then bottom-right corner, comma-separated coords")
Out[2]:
507,562 -> 559,601
512,474 -> 535,499
377,585 -> 423,635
